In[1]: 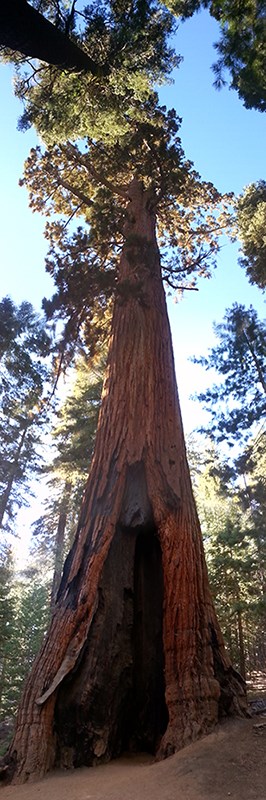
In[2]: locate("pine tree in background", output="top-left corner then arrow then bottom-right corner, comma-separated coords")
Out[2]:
192,304 -> 266,447
191,306 -> 266,674
186,429 -> 266,680
31,356 -> 105,608
166,0 -> 266,111
0,546 -> 15,720
190,444 -> 254,680
236,181 -> 266,290
0,297 -> 52,531
0,574 -> 50,724
236,432 -> 266,671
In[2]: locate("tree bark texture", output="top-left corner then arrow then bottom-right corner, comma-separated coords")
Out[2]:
50,482 -> 72,612
0,0 -> 107,75
6,179 -> 246,783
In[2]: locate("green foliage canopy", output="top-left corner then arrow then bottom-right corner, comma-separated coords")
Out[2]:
31,356 -> 104,601
19,102 -> 234,365
193,303 -> 266,446
0,575 -> 50,719
188,438 -> 266,674
236,180 -> 266,290
165,0 -> 266,111
8,0 -> 178,145
0,297 -> 52,529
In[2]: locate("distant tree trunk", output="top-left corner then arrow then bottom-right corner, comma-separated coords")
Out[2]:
237,609 -> 246,681
5,179 -> 247,784
0,0 -> 107,75
50,482 -> 71,611
0,423 -> 28,529
0,655 -> 7,711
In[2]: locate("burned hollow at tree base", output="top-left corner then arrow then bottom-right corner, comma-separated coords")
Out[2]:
54,520 -> 168,768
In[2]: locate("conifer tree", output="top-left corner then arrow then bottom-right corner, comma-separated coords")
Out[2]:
0,298 -> 52,530
236,181 -> 266,290
188,435 -> 266,677
4,102 -> 247,784
0,573 -> 50,722
0,545 -> 14,716
32,356 -> 104,608
192,304 -> 266,447
166,0 -> 266,111
191,445 -> 254,680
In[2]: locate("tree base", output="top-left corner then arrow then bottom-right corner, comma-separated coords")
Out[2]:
54,522 -> 169,768
52,521 -> 247,770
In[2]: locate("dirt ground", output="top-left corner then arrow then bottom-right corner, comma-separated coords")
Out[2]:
1,677 -> 266,800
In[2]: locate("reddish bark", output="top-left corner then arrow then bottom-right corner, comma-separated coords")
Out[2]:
50,482 -> 71,611
5,179 -> 246,783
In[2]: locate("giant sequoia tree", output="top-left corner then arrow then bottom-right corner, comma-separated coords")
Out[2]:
4,105 -> 247,783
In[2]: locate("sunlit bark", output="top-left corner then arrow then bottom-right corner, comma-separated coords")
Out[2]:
5,179 -> 246,783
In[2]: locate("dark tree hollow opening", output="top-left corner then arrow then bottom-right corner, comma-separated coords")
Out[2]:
128,528 -> 169,753
54,524 -> 168,767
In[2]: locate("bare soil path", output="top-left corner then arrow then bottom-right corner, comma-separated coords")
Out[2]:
1,673 -> 266,799
1,715 -> 266,800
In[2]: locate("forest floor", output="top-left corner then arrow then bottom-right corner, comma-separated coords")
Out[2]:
1,673 -> 266,800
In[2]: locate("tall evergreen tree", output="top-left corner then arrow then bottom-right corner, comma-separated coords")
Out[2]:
0,572 -> 50,722
32,356 -> 104,608
192,304 -> 266,447
237,431 -> 266,669
236,180 -> 266,290
166,0 -> 266,111
0,546 -> 14,716
191,444 -> 256,680
0,297 -> 52,530
5,104 -> 247,784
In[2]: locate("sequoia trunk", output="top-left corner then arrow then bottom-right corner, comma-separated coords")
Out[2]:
50,482 -> 71,611
5,179 -> 246,783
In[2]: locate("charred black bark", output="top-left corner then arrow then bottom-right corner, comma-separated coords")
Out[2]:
54,518 -> 168,767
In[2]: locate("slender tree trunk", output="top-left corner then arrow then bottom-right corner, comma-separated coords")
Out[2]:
0,424 -> 28,529
50,482 -> 72,611
0,655 -> 7,711
237,609 -> 246,681
5,179 -> 246,784
242,330 -> 266,395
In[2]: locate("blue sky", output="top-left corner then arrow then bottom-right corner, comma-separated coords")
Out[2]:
0,9 -> 265,435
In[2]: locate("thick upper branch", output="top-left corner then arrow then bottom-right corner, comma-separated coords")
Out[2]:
0,0 -> 109,76
60,143 -> 129,200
